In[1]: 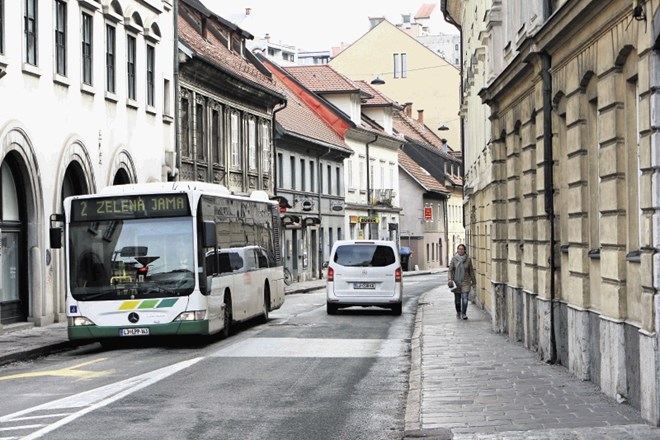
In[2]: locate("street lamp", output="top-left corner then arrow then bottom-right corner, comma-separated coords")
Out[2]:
438,124 -> 449,131
370,76 -> 385,85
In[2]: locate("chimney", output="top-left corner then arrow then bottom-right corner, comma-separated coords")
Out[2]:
245,7 -> 252,15
403,102 -> 412,117
417,109 -> 424,123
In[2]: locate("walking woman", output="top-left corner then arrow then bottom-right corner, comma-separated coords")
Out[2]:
448,244 -> 476,320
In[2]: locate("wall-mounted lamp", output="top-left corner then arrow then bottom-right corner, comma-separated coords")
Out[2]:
370,76 -> 385,85
438,124 -> 449,131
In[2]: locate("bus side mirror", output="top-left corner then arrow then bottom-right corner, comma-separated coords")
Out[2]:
50,227 -> 63,249
202,221 -> 217,248
49,213 -> 64,249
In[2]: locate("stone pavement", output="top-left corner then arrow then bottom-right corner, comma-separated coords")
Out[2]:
404,284 -> 660,439
1,271 -> 659,439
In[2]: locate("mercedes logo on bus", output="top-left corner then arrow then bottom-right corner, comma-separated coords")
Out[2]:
128,312 -> 140,324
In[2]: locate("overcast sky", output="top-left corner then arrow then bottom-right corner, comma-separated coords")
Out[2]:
204,0 -> 459,50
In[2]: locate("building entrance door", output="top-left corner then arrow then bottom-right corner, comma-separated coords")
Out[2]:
0,160 -> 27,324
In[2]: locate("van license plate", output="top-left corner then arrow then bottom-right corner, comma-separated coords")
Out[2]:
354,282 -> 375,289
120,328 -> 149,337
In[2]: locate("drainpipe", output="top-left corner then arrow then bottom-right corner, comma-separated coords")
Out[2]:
365,134 -> 378,239
317,148 -> 332,277
173,0 -> 180,181
272,101 -> 288,196
541,51 -> 557,364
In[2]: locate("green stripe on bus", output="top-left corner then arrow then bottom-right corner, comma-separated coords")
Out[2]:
158,298 -> 178,308
138,300 -> 159,309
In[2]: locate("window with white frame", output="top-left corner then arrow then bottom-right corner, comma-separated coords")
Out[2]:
369,160 -> 375,190
55,0 -> 67,76
347,159 -> 353,189
230,112 -> 240,168
393,53 -> 400,78
262,122 -> 270,173
105,24 -> 116,93
127,34 -> 136,100
146,44 -> 155,106
380,162 -> 385,189
309,160 -> 315,191
24,0 -> 38,65
81,12 -> 93,84
393,53 -> 407,79
248,118 -> 257,170
359,156 -> 365,190
389,163 -> 394,188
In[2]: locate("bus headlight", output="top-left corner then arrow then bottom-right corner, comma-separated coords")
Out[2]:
174,310 -> 206,321
68,316 -> 95,326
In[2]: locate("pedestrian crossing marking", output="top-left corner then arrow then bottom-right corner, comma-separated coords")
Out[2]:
210,337 -> 403,358
0,358 -> 113,381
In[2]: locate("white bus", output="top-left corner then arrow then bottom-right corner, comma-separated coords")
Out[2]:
50,181 -> 285,343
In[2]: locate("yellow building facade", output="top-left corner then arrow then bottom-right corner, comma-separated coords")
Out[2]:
445,0 -> 660,425
330,20 -> 461,149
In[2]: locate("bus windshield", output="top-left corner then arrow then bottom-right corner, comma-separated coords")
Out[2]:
69,217 -> 195,301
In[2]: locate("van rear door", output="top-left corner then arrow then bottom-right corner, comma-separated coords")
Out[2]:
331,243 -> 397,297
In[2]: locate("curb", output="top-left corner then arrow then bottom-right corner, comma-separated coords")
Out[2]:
0,341 -> 81,367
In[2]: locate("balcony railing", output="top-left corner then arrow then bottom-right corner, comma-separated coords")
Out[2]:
369,189 -> 396,208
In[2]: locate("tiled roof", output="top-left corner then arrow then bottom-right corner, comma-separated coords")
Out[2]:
415,3 -> 436,19
178,12 -> 281,96
354,80 -> 400,107
399,149 -> 448,194
285,65 -> 361,94
274,77 -> 352,152
392,110 -> 456,160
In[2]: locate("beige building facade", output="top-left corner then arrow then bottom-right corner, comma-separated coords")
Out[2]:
329,20 -> 461,149
444,0 -> 660,425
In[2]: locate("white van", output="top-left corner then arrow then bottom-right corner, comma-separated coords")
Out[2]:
326,240 -> 403,315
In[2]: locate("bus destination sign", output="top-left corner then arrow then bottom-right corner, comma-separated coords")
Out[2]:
71,194 -> 190,221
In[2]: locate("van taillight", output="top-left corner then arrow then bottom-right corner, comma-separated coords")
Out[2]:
327,267 -> 334,282
395,267 -> 402,282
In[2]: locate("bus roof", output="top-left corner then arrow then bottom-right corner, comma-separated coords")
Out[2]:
92,181 -> 274,204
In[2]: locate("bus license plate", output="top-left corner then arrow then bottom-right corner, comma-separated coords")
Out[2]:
120,328 -> 149,337
354,282 -> 375,289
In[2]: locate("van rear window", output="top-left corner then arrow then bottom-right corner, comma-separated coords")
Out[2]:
334,245 -> 396,267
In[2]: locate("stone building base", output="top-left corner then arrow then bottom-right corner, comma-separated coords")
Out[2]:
492,282 -> 659,424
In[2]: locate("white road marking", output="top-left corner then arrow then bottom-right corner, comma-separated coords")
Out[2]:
0,357 -> 203,440
211,337 -> 404,358
3,414 -> 70,422
0,425 -> 44,431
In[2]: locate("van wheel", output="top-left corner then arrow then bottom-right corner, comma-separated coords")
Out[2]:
327,303 -> 338,315
391,303 -> 402,316
223,293 -> 233,338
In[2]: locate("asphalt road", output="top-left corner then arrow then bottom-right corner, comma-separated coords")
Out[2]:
0,274 -> 441,440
